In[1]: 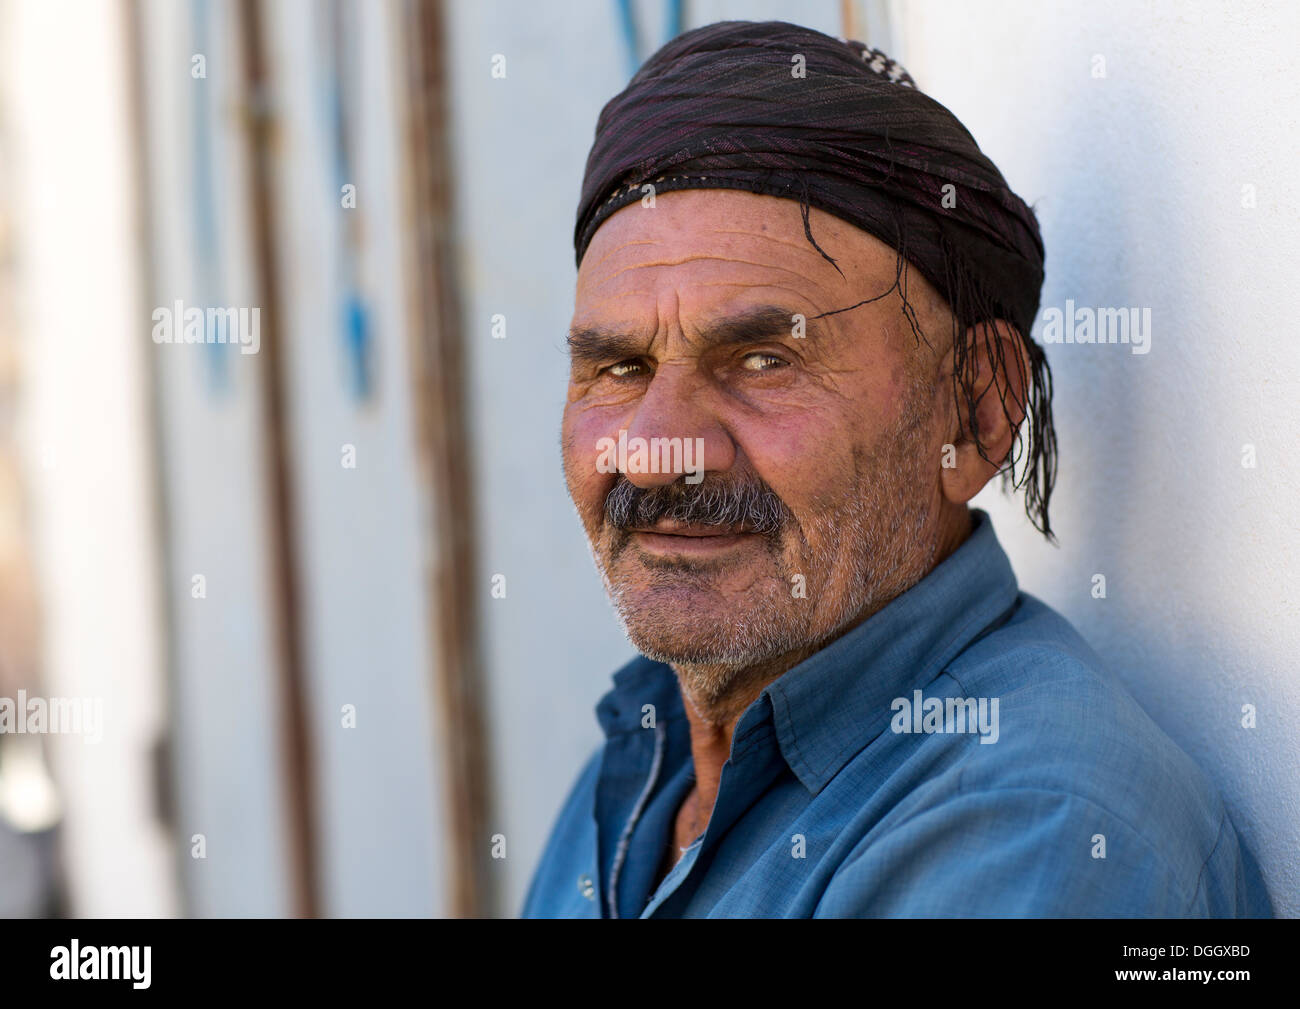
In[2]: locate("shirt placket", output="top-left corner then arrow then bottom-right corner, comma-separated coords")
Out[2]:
604,720 -> 668,918
641,716 -> 788,917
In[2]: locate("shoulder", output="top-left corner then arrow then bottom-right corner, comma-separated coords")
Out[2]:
845,593 -> 1262,914
947,593 -> 1222,842
520,743 -> 603,917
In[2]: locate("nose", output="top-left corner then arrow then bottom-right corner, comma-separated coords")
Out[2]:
620,363 -> 735,489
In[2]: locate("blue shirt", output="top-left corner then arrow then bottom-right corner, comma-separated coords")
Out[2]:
522,510 -> 1273,918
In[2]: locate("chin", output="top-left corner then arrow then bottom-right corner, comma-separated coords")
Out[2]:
616,596 -> 807,669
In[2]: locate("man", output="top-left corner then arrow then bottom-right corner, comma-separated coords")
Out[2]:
523,20 -> 1271,917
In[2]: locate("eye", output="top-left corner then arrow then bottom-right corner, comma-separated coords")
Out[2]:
740,351 -> 788,371
605,359 -> 649,378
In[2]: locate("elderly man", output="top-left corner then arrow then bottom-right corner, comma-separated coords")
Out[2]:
523,20 -> 1270,918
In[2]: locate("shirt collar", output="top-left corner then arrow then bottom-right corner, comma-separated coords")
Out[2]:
594,509 -> 1019,791
595,653 -> 684,738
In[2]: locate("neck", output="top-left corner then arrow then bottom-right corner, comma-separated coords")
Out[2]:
669,645 -> 815,818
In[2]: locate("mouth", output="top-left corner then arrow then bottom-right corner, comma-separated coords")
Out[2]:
622,519 -> 760,557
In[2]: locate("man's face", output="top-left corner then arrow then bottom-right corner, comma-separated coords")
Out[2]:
562,189 -> 955,703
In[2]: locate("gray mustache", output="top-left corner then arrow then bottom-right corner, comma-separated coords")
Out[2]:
604,474 -> 790,537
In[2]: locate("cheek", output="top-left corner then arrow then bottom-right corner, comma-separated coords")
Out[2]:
736,407 -> 859,517
561,403 -> 619,519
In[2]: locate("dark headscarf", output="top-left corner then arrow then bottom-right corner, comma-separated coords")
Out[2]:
574,20 -> 1056,538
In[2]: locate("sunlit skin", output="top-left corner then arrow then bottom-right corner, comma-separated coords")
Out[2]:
560,189 -> 1028,875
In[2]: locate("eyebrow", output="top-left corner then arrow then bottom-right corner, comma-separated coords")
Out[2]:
566,305 -> 817,364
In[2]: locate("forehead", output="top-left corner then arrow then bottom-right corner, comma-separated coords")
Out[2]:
574,189 -> 902,327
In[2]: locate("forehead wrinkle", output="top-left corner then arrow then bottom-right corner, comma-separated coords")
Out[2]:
700,226 -> 854,260
583,228 -> 889,296
581,235 -> 664,273
579,277 -> 871,348
590,223 -> 855,269
582,254 -> 846,303
586,202 -> 873,266
694,277 -> 840,308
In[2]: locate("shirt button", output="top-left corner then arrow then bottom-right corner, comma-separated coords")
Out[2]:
577,875 -> 595,900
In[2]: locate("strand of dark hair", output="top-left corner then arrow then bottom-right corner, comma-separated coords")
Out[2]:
803,197 -> 1058,541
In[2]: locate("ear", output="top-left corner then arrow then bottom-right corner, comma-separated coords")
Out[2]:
939,319 -> 1029,506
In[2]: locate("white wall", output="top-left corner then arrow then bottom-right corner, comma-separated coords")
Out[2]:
137,0 -> 296,918
136,0 -> 453,916
259,0 -> 450,916
899,0 -> 1300,915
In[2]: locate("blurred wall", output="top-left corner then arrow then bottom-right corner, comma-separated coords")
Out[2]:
4,0 -> 463,917
135,0 -> 453,915
135,0 -> 296,917
1,0 -> 175,915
